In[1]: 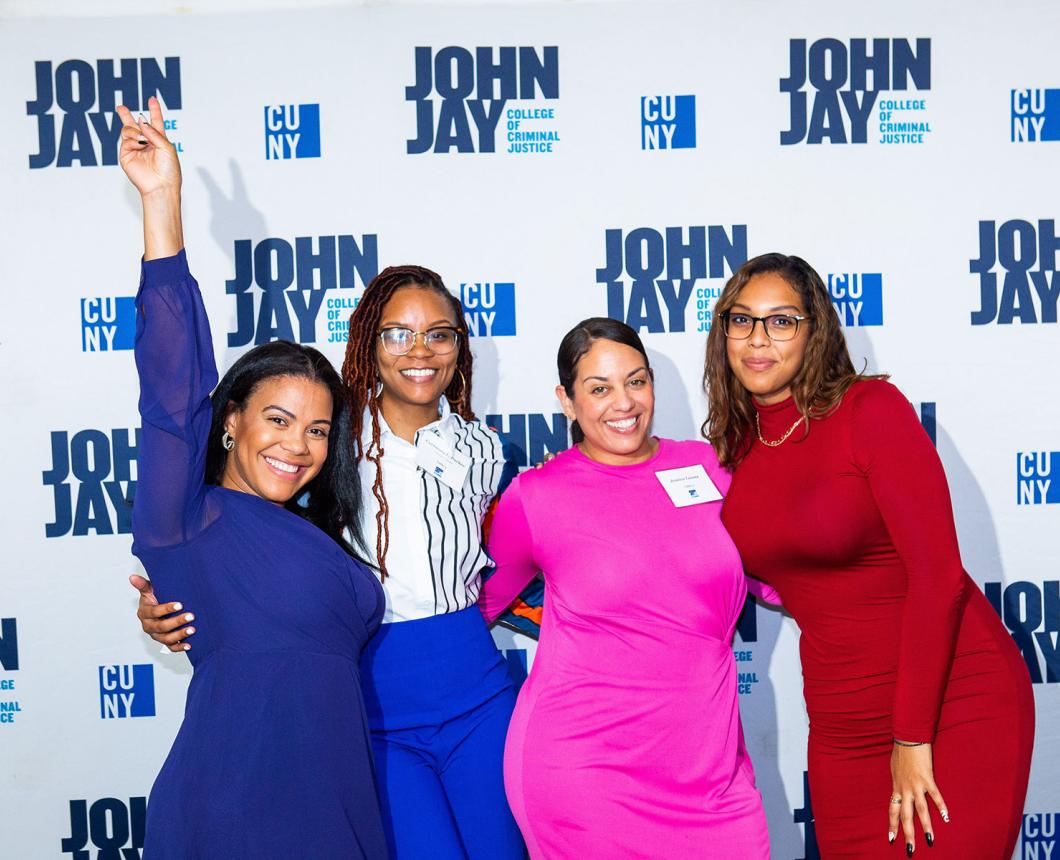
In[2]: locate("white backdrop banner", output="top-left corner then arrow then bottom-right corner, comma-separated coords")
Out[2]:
1,2 -> 1057,857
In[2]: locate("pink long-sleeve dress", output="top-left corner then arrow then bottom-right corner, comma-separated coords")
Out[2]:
480,438 -> 772,859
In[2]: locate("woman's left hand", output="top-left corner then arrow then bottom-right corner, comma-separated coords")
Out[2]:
889,742 -> 949,854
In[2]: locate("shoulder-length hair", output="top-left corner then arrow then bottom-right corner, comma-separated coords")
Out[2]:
204,340 -> 365,557
702,252 -> 883,467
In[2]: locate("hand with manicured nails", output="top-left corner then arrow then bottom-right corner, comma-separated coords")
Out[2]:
115,96 -> 183,260
888,742 -> 949,855
129,575 -> 196,652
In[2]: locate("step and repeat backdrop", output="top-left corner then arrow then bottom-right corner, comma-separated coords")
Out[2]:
1,1 -> 1058,857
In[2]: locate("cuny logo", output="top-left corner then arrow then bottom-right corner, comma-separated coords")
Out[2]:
486,413 -> 568,469
596,225 -> 749,333
985,580 -> 1059,684
828,273 -> 883,326
225,234 -> 378,346
780,38 -> 931,145
1011,89 -> 1060,142
460,283 -> 516,336
61,797 -> 146,859
81,298 -> 136,352
27,58 -> 181,169
43,428 -> 139,537
264,104 -> 321,160
99,665 -> 155,719
641,96 -> 696,150
1016,452 -> 1059,505
970,219 -> 1059,325
1021,813 -> 1058,857
406,46 -> 560,154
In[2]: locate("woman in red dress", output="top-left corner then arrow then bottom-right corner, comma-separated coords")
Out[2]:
707,253 -> 1034,858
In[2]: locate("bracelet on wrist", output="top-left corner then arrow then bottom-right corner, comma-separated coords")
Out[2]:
893,738 -> 926,747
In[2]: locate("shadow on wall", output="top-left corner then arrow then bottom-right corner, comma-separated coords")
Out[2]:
646,347 -> 698,442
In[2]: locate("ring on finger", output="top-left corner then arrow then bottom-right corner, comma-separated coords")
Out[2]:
889,795 -> 902,805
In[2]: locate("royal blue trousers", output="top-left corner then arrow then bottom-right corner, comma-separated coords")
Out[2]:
360,607 -> 525,860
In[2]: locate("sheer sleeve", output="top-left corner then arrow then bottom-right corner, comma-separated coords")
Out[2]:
479,478 -> 540,624
851,381 -> 966,743
131,251 -> 219,550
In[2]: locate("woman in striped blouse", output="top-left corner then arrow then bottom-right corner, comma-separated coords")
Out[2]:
133,266 -> 525,859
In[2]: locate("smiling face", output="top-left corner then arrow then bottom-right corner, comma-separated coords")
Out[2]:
375,286 -> 460,414
725,271 -> 811,405
557,339 -> 656,465
220,374 -> 333,503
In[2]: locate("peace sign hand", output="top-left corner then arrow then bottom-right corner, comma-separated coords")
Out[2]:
116,96 -> 181,198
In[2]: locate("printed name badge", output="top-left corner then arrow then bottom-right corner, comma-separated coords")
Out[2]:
654,464 -> 723,508
415,432 -> 471,490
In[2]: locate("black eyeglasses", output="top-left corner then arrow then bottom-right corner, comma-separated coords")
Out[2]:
720,312 -> 810,342
378,326 -> 461,356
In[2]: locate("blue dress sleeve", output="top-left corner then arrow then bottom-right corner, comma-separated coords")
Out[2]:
132,251 -> 219,550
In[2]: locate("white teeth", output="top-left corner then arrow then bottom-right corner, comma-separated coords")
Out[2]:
264,456 -> 298,473
401,368 -> 437,378
606,417 -> 638,430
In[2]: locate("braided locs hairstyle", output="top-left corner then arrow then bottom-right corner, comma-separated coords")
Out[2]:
340,264 -> 474,579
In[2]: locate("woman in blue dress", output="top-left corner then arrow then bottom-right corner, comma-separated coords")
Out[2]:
118,98 -> 387,858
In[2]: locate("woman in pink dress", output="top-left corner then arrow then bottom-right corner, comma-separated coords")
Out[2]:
479,317 -> 773,859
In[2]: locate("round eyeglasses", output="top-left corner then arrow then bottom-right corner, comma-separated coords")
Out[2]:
720,312 -> 810,342
378,326 -> 460,356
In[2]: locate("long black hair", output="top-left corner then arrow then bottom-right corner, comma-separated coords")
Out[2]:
203,340 -> 366,558
556,317 -> 653,443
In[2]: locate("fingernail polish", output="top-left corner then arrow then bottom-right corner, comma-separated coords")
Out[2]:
185,614 -> 194,622
926,832 -> 934,847
173,603 -> 182,611
941,810 -> 950,823
907,843 -> 914,857
888,832 -> 896,844
137,113 -> 146,124
186,627 -> 196,635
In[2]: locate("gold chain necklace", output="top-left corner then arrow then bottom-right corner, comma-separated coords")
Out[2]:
755,411 -> 805,447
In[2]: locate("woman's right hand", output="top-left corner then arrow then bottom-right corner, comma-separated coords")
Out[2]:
116,97 -> 180,198
129,574 -> 196,652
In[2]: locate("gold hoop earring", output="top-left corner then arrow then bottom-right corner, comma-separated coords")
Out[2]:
446,369 -> 467,405
222,431 -> 235,451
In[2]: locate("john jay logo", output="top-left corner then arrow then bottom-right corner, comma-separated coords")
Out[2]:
1012,89 -> 1060,142
0,618 -> 18,672
460,282 -> 516,336
641,96 -> 696,150
226,234 -> 378,346
264,104 -> 321,159
43,428 -> 139,537
596,225 -> 749,333
82,298 -> 136,351
781,38 -> 931,145
828,273 -> 883,326
985,580 -> 1059,684
62,796 -> 146,859
406,46 -> 560,154
1016,452 -> 1059,505
99,665 -> 155,719
1021,813 -> 1058,858
27,58 -> 181,168
486,413 -> 568,469
971,220 -> 1059,324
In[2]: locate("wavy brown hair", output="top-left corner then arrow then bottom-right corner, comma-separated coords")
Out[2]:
702,252 -> 883,467
340,265 -> 474,579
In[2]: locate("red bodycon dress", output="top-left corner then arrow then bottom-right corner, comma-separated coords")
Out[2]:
721,379 -> 1034,859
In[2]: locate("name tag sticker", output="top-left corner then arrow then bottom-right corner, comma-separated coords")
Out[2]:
655,464 -> 723,508
416,432 -> 471,490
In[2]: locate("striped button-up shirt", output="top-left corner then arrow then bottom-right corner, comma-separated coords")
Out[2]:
355,401 -> 509,623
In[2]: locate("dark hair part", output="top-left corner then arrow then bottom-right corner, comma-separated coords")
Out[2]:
557,317 -> 653,443
702,252 -> 885,467
204,340 -> 366,556
340,264 -> 473,579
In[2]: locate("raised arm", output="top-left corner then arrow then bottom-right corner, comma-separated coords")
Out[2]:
120,98 -> 218,549
480,478 -> 541,624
